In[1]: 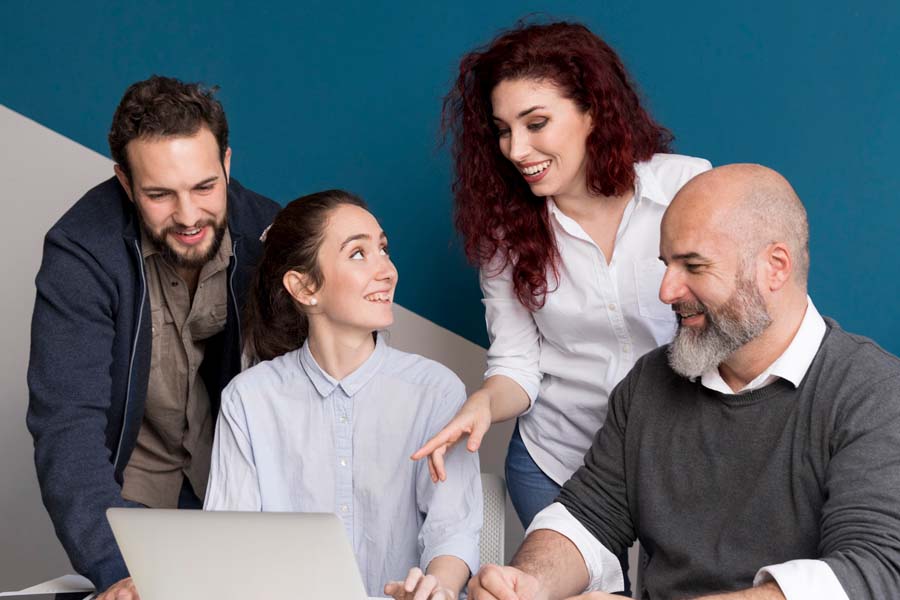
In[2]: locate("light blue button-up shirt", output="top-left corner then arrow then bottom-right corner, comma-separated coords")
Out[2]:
205,334 -> 482,596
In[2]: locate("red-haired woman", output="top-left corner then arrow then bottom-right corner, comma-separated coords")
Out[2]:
413,20 -> 710,589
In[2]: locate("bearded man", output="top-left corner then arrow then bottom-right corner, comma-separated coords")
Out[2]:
468,164 -> 900,600
27,76 -> 279,599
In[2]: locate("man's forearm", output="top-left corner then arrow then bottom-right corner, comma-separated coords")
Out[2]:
695,581 -> 785,600
510,529 -> 590,598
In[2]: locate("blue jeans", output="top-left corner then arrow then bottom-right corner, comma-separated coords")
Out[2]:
505,422 -> 631,597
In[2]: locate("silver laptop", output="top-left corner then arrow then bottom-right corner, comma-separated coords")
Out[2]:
107,509 -> 374,600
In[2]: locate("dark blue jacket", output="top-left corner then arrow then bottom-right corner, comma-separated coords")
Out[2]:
26,177 -> 279,590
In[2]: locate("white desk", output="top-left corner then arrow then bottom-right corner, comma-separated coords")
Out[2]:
0,574 -> 93,597
2,575 -> 388,599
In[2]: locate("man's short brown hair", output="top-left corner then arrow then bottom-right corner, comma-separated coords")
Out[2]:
108,75 -> 229,179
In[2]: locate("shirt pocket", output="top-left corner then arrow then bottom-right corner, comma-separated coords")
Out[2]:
190,302 -> 228,340
150,306 -> 175,363
633,257 -> 672,322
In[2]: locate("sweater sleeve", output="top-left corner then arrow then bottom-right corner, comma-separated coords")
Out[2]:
556,365 -> 637,559
26,226 -> 136,591
818,372 -> 900,596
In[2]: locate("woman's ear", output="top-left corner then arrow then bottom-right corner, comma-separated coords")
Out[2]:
282,270 -> 318,307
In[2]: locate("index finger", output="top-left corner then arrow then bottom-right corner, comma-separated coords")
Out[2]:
411,427 -> 461,461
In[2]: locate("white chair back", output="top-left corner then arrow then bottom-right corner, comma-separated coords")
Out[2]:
479,473 -> 506,566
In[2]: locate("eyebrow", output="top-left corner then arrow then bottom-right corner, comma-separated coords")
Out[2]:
339,231 -> 386,250
492,105 -> 546,122
659,252 -> 710,263
140,176 -> 220,194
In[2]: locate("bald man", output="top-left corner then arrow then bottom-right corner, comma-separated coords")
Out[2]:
467,165 -> 900,600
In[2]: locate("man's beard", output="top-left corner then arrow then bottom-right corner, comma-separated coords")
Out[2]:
141,218 -> 227,270
667,273 -> 773,379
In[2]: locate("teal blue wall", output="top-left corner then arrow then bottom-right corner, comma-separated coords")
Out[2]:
3,1 -> 898,352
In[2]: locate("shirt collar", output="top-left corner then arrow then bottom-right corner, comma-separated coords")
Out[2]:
700,297 -> 827,394
298,332 -> 388,398
545,159 -> 666,235
633,160 -> 670,207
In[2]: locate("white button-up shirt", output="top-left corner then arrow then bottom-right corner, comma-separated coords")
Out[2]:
530,299 -> 849,600
482,153 -> 712,484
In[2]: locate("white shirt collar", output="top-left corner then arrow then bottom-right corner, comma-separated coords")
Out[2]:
633,160 -> 670,207
545,159 -> 667,241
701,297 -> 827,395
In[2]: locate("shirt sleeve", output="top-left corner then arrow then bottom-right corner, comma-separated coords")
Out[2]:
754,560 -> 849,600
415,376 -> 483,576
527,502 -> 624,593
203,383 -> 261,511
480,259 -> 543,410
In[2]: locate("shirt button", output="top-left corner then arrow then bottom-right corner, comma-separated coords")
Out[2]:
623,344 -> 631,353
608,303 -> 617,311
340,504 -> 349,513
339,415 -> 348,424
339,458 -> 348,467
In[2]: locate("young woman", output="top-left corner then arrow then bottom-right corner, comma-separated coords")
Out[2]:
204,190 -> 481,600
412,20 -> 711,592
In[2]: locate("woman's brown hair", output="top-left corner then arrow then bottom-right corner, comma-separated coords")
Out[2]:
243,189 -> 367,362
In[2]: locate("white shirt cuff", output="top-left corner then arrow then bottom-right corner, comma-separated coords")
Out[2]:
754,559 -> 848,600
526,502 -> 624,593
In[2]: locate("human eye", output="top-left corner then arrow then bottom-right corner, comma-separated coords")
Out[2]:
380,244 -> 390,256
527,118 -> 548,132
685,263 -> 703,273
145,191 -> 169,200
350,249 -> 365,260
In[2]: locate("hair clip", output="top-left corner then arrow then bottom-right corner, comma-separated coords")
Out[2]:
260,224 -> 273,242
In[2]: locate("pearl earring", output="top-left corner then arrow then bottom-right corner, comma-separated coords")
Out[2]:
309,298 -> 318,306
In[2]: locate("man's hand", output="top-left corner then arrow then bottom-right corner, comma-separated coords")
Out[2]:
467,564 -> 545,600
95,577 -> 140,600
384,567 -> 456,600
563,594 -> 626,600
410,389 -> 493,482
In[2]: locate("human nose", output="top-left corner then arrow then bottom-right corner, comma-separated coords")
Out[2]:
658,265 -> 684,305
376,254 -> 398,283
507,128 -> 530,163
173,193 -> 202,225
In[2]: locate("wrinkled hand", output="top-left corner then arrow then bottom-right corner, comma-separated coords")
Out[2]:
95,577 -> 140,600
384,567 -> 456,600
410,390 -> 492,482
467,564 -> 544,600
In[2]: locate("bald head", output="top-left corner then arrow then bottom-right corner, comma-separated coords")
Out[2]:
665,164 -> 810,287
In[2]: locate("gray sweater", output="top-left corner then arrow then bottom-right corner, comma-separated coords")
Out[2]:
558,319 -> 900,599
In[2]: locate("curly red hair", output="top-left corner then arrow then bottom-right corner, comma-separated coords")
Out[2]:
444,20 -> 673,310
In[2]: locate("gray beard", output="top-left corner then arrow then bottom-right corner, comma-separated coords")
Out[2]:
667,275 -> 773,379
